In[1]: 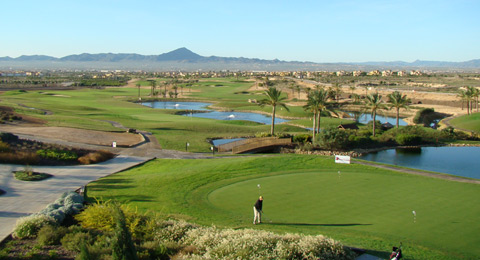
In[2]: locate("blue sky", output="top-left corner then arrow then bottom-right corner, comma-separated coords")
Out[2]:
1,0 -> 479,62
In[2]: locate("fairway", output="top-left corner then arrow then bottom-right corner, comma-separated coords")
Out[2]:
86,155 -> 480,260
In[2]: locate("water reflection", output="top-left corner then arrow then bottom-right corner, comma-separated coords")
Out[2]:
141,101 -> 289,125
360,146 -> 480,179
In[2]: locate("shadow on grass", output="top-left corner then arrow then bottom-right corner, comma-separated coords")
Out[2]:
265,222 -> 372,227
88,178 -> 135,191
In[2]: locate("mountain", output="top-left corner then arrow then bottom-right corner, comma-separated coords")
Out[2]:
0,48 -> 479,71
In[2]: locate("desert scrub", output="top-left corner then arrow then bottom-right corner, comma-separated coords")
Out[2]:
12,215 -> 55,239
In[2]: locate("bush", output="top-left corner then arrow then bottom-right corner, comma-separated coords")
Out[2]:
178,225 -> 355,260
413,108 -> 443,126
78,150 -> 115,164
255,132 -> 272,138
0,141 -> 9,152
0,132 -> 19,142
37,191 -> 85,224
37,149 -> 78,161
12,215 -> 55,239
314,127 -> 350,151
138,241 -> 170,260
293,134 -> 312,144
37,225 -> 68,246
61,231 -> 95,252
396,134 -> 423,146
75,201 -> 148,240
0,151 -> 40,164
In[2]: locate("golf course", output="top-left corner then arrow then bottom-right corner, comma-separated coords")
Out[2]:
1,76 -> 479,259
85,156 -> 480,260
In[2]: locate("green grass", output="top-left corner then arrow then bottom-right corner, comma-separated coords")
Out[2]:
86,155 -> 480,260
0,80 -> 313,151
449,112 -> 480,133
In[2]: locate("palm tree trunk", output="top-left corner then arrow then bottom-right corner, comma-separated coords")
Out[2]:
271,106 -> 276,135
317,110 -> 322,134
372,111 -> 377,137
396,108 -> 400,128
312,111 -> 317,139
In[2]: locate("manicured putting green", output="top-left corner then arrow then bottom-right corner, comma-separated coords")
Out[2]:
208,169 -> 480,259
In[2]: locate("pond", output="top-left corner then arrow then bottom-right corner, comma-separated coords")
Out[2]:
141,101 -> 289,125
359,146 -> 480,179
211,138 -> 245,146
345,111 -> 407,126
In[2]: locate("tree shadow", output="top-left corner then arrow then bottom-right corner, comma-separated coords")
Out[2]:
265,222 -> 372,227
87,178 -> 135,191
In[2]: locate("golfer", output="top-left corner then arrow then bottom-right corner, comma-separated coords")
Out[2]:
253,196 -> 263,224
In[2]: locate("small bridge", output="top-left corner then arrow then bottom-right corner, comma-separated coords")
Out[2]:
217,137 -> 292,154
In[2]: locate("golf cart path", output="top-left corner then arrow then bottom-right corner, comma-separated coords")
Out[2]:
354,160 -> 480,184
0,155 -> 153,243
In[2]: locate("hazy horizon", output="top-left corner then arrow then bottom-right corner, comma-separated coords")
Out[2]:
1,0 -> 479,63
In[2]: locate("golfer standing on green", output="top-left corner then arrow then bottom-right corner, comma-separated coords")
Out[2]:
253,196 -> 263,224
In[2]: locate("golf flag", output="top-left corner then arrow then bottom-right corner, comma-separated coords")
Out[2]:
335,155 -> 350,164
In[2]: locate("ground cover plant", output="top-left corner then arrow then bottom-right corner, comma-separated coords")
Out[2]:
0,132 -> 114,165
85,155 -> 480,259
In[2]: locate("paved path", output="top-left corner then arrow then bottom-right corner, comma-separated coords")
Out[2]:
0,155 -> 152,242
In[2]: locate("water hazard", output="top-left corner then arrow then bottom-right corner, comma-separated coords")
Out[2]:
359,146 -> 480,179
141,101 -> 288,125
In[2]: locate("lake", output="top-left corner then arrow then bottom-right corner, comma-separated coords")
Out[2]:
359,146 -> 480,179
345,111 -> 407,126
141,101 -> 289,125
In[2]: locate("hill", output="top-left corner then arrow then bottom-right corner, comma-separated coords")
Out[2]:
1,48 -> 479,71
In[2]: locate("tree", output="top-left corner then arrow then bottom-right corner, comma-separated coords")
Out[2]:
303,89 -> 337,139
136,83 -> 141,100
148,80 -> 156,97
364,93 -> 388,136
111,205 -> 138,260
387,91 -> 411,128
258,87 -> 289,135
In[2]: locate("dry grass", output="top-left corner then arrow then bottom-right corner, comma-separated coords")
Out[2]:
0,151 -> 40,164
78,150 -> 115,164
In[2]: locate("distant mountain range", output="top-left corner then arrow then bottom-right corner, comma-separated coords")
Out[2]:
1,47 -> 479,71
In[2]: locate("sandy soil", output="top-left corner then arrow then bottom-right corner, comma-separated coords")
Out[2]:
0,125 -> 143,147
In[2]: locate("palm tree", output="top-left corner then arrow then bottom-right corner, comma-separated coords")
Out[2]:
387,91 -> 411,128
303,89 -> 336,138
136,83 -> 141,99
148,80 -> 156,97
364,93 -> 388,136
258,87 -> 289,135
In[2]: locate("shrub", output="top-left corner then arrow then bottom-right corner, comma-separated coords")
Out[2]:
413,108 -> 444,126
78,150 -> 115,164
0,140 -> 9,152
13,169 -> 52,181
37,149 -> 78,161
61,231 -> 95,252
138,241 -> 170,260
314,127 -> 350,151
395,134 -> 423,146
111,206 -> 138,260
178,225 -> 355,260
255,132 -> 272,138
75,201 -> 148,240
37,191 -> 85,224
37,225 -> 68,246
0,132 -> 19,142
0,151 -> 40,165
12,214 -> 55,239
293,134 -> 312,144
155,220 -> 199,243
